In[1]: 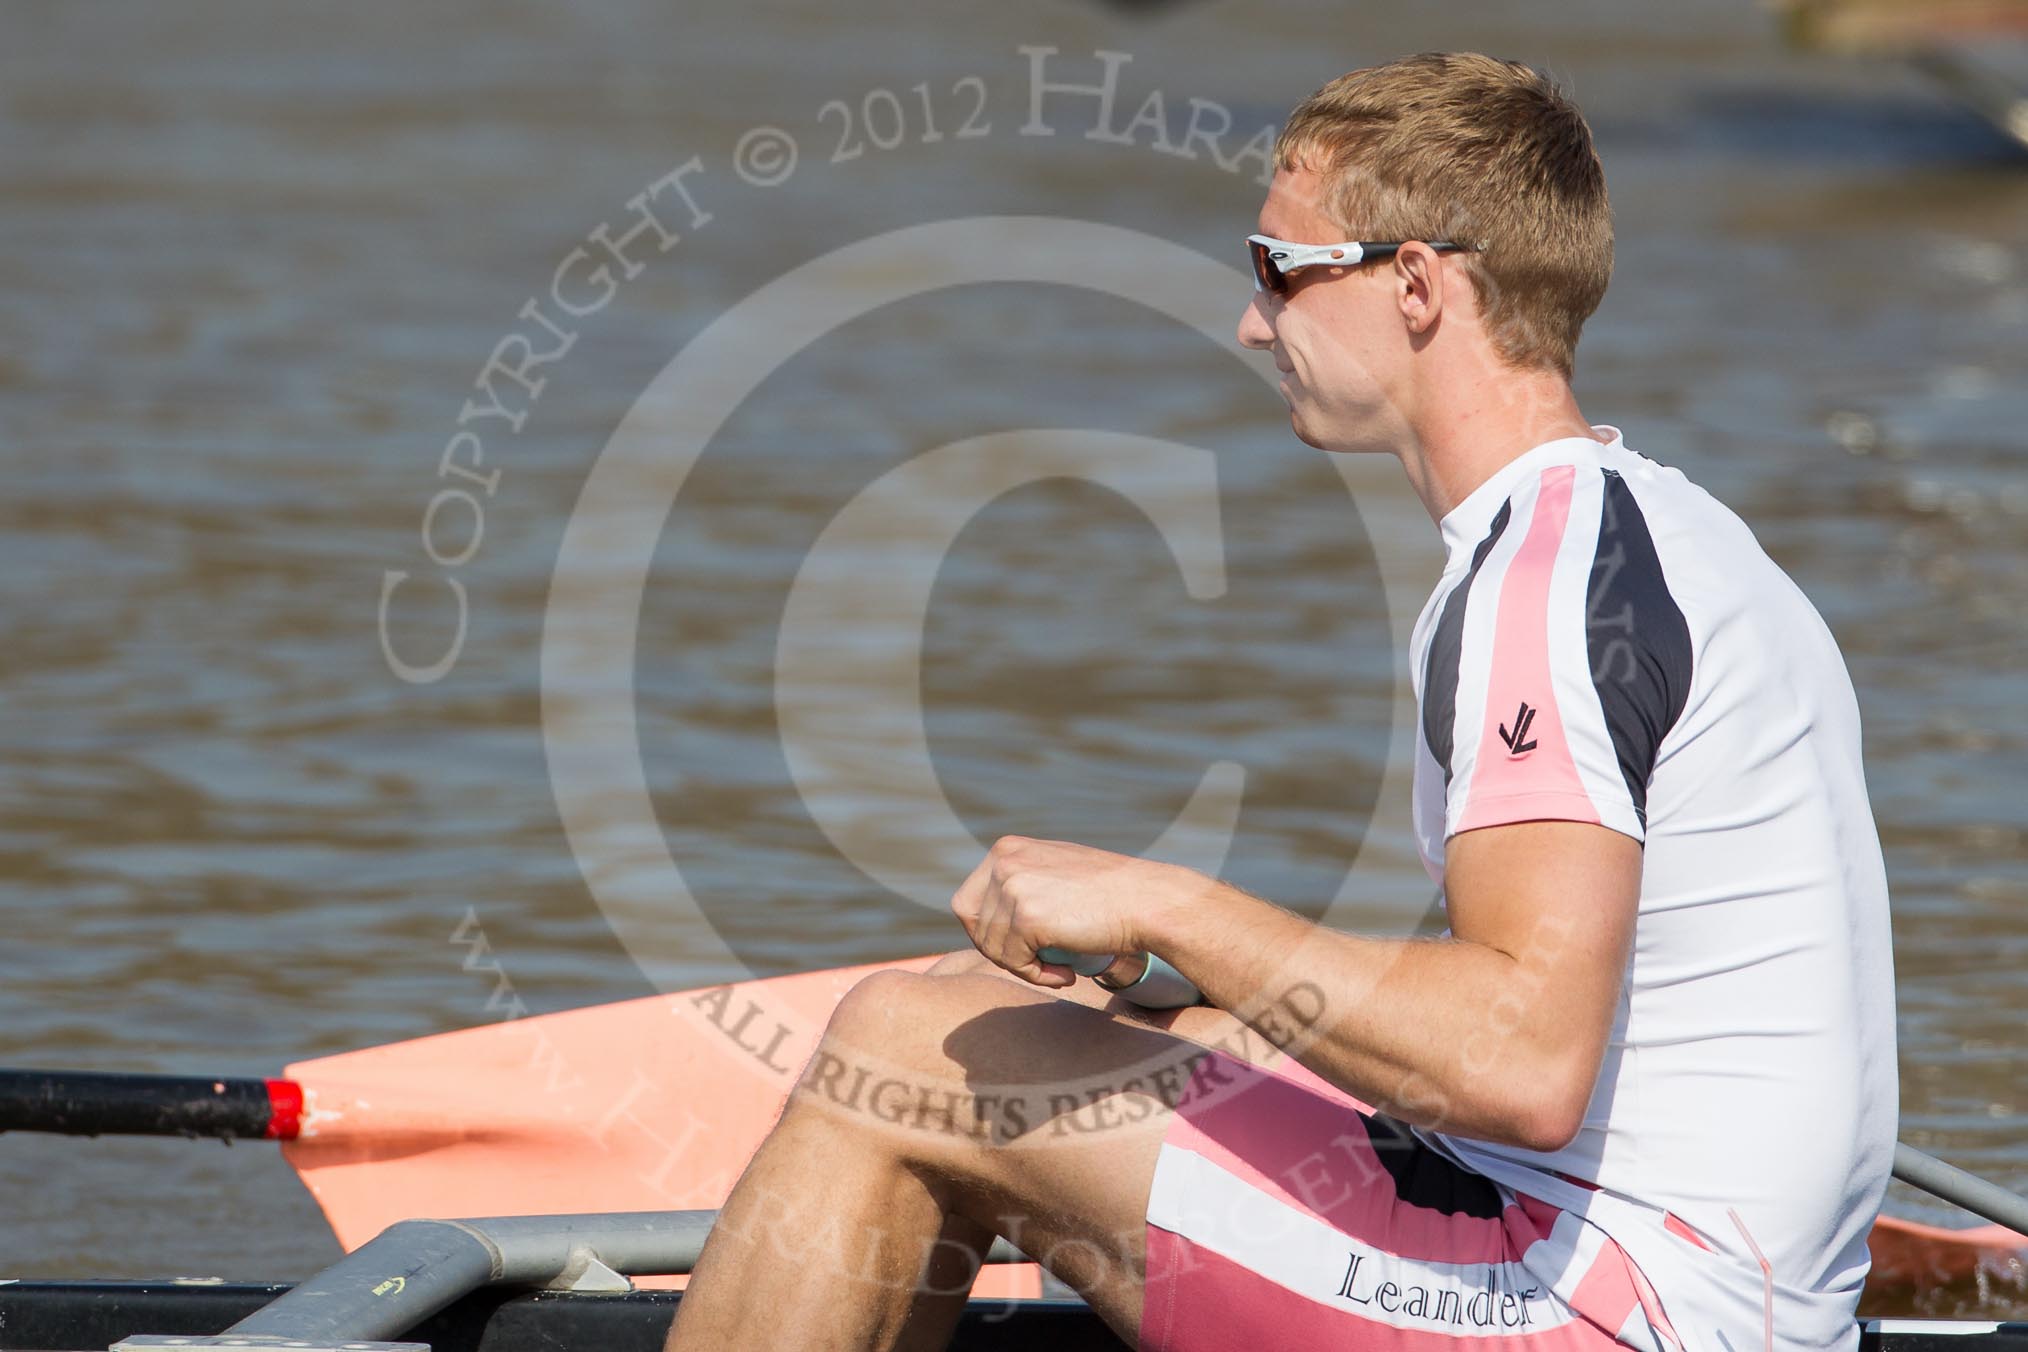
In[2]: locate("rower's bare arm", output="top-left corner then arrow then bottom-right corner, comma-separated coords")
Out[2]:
1147,819 -> 1640,1154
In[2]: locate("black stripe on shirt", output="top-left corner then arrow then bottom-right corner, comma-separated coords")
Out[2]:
1422,500 -> 1513,787
1585,471 -> 1693,828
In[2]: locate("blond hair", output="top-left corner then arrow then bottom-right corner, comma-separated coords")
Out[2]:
1275,52 -> 1612,380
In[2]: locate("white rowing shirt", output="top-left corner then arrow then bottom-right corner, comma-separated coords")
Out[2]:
1406,424 -> 1898,1352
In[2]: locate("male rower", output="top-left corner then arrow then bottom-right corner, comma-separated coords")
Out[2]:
666,52 -> 1896,1352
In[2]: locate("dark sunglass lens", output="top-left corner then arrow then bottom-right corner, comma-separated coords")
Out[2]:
1248,241 -> 1286,295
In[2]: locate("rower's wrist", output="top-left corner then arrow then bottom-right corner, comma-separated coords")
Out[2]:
1136,869 -> 1242,967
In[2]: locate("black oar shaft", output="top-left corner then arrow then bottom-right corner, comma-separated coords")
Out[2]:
0,1069 -> 298,1141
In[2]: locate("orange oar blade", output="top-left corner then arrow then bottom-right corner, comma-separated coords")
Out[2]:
280,953 -> 1042,1299
1867,1213 -> 2028,1287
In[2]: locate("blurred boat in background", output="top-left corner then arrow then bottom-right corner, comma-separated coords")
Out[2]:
1772,0 -> 2028,145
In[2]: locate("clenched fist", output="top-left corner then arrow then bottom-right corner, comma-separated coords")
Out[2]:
949,835 -> 1208,988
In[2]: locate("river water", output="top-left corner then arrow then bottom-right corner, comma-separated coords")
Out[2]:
2,0 -> 2025,1324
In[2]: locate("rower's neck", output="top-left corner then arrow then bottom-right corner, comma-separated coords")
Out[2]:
1395,365 -> 1603,525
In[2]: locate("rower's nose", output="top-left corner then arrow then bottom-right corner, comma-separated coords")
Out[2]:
1237,292 -> 1275,351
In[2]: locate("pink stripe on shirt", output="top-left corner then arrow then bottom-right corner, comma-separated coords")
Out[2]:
1457,465 -> 1600,834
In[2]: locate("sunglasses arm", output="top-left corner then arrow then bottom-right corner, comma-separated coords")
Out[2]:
1268,241 -> 1371,273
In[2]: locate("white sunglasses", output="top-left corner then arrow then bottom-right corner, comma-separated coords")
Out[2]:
1246,233 -> 1474,295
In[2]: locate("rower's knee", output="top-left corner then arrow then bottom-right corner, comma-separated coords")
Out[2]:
790,970 -> 942,1120
826,968 -> 936,1043
926,948 -> 1062,998
926,948 -> 989,977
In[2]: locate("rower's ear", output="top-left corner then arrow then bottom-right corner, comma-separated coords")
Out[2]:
1395,244 -> 1443,336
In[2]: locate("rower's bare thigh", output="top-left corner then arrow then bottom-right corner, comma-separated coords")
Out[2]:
800,966 -> 1219,1339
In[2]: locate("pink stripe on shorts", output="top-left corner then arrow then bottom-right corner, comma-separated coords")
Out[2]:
1139,1049 -> 1679,1352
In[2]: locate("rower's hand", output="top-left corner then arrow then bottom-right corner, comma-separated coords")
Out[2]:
950,836 -> 1201,989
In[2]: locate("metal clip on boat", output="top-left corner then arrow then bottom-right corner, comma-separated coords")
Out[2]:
1037,947 -> 1201,1009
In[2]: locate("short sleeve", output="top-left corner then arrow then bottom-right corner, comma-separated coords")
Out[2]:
1420,465 -> 1692,844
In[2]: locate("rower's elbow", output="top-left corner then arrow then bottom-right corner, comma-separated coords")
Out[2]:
1442,1078 -> 1583,1153
1510,1099 -> 1585,1155
1500,1070 -> 1592,1154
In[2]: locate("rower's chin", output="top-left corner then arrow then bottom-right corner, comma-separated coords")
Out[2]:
1286,405 -> 1325,450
